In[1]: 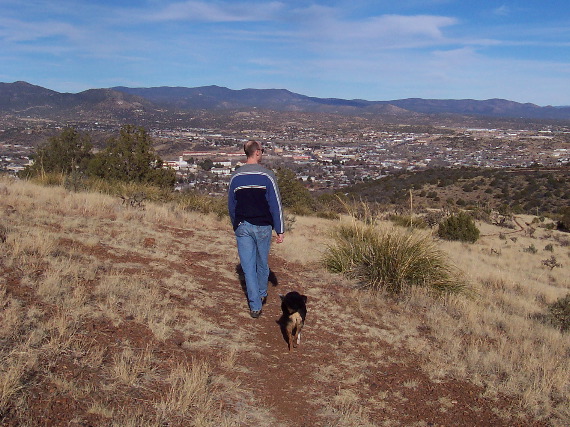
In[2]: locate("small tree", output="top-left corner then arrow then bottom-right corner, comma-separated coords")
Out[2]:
437,211 -> 480,243
88,125 -> 175,188
276,168 -> 314,215
22,127 -> 93,177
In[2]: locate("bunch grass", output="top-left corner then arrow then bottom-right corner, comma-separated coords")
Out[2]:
324,218 -> 465,295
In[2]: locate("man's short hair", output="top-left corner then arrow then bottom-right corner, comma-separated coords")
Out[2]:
244,140 -> 261,158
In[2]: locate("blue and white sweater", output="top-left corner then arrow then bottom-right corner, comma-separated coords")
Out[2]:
228,164 -> 285,234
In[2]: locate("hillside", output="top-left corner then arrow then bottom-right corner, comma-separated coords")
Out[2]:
1,177 -> 569,426
347,166 -> 570,215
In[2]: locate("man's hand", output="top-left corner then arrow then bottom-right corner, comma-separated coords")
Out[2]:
275,233 -> 284,244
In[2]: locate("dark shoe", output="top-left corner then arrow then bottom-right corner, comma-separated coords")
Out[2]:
250,309 -> 262,318
261,296 -> 267,305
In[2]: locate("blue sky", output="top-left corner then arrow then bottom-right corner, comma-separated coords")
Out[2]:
1,0 -> 569,105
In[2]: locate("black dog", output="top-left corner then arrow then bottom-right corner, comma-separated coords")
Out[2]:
279,292 -> 307,352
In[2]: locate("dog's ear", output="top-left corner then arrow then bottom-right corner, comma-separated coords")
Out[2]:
279,294 -> 285,301
302,295 -> 307,303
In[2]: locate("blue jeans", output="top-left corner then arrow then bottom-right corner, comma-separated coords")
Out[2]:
235,221 -> 272,312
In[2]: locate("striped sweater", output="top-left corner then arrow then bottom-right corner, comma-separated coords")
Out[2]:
228,164 -> 285,234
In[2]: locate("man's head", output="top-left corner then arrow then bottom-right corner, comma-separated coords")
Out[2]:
244,140 -> 264,162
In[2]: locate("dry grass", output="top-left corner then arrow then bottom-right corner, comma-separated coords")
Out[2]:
0,177 -> 252,425
343,216 -> 570,424
1,176 -> 569,425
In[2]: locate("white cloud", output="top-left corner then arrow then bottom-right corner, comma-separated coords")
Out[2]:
139,1 -> 285,22
292,11 -> 459,52
493,5 -> 510,16
0,17 -> 82,42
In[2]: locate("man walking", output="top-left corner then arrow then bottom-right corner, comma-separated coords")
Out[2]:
228,140 -> 285,318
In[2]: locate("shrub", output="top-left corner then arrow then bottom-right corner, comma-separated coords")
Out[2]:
524,244 -> 538,254
542,256 -> 562,270
276,168 -> 314,215
546,294 -> 570,332
323,221 -> 464,295
437,212 -> 480,243
0,223 -> 7,243
87,125 -> 175,189
557,207 -> 570,233
424,210 -> 445,228
20,127 -> 93,178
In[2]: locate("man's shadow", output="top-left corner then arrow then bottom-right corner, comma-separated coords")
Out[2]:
235,264 -> 279,301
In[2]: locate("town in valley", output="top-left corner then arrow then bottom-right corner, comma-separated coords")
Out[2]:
1,113 -> 569,195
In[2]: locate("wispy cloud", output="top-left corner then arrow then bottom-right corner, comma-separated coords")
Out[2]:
0,17 -> 83,42
133,1 -> 285,23
493,5 -> 510,16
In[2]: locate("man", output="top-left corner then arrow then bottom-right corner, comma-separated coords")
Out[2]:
228,140 -> 285,318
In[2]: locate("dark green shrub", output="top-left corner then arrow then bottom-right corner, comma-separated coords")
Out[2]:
437,212 -> 480,243
276,168 -> 314,215
87,125 -> 175,189
557,207 -> 570,233
21,127 -> 93,178
424,210 -> 445,228
546,294 -> 570,332
524,244 -> 538,254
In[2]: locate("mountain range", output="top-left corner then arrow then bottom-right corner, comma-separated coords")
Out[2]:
2,80 -> 570,121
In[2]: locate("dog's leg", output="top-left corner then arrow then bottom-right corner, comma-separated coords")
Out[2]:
286,325 -> 293,352
292,320 -> 302,348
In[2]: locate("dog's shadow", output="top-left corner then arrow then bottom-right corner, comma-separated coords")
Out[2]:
275,313 -> 292,347
234,263 -> 279,301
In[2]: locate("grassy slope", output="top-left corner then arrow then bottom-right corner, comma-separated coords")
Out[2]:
0,177 -> 569,426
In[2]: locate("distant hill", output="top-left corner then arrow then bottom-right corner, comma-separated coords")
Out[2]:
0,81 -> 152,120
113,85 -> 570,119
2,81 -> 570,121
111,85 -> 414,116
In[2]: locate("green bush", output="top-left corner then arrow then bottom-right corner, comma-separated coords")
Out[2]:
557,207 -> 570,233
276,168 -> 314,215
323,221 -> 464,295
437,212 -> 480,243
87,125 -> 175,189
524,244 -> 538,254
546,294 -> 570,332
21,127 -> 93,178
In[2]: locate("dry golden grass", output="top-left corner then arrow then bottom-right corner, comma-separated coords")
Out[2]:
1,176 -> 569,426
343,217 -> 570,424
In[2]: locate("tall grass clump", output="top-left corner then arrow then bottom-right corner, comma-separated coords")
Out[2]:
176,190 -> 227,218
323,220 -> 465,294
